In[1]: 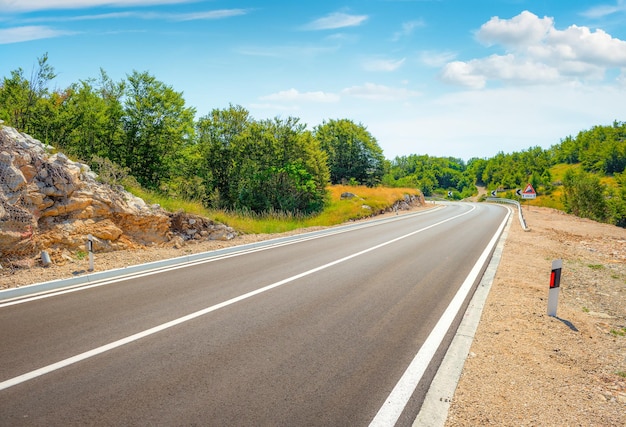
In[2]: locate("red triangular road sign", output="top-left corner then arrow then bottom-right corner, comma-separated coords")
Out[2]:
523,183 -> 536,194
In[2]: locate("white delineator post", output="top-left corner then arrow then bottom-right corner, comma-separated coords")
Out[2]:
547,259 -> 562,317
87,234 -> 94,272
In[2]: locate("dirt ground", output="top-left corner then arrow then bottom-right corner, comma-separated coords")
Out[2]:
447,206 -> 626,426
1,203 -> 625,425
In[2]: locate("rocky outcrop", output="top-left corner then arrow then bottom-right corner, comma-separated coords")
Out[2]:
391,193 -> 425,212
168,211 -> 237,249
357,193 -> 426,219
0,124 -> 236,265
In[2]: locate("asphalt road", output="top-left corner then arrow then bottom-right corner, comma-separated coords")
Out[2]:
0,202 -> 508,426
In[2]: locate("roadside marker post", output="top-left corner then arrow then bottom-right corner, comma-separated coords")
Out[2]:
547,259 -> 562,317
87,234 -> 95,272
41,251 -> 51,267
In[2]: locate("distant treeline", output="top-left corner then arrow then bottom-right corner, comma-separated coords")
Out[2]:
378,122 -> 625,227
1,55 -> 624,226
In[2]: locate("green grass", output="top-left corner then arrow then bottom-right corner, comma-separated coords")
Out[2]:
549,163 -> 581,182
130,186 -> 210,217
535,191 -> 565,210
128,184 -> 422,235
610,328 -> 626,337
588,264 -> 604,270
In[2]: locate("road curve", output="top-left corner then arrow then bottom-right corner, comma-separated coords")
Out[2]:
0,202 -> 508,426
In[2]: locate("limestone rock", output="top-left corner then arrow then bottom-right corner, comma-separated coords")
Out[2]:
0,124 -> 236,263
169,211 -> 236,242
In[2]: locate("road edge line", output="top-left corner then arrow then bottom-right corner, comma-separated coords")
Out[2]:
0,206 -> 464,392
369,205 -> 510,427
412,206 -> 513,427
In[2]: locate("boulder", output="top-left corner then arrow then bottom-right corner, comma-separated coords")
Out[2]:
169,211 -> 237,242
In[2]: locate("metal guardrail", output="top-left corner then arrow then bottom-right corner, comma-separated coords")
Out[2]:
486,197 -> 529,231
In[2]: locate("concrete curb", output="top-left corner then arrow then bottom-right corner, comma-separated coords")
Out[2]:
0,232 -> 323,302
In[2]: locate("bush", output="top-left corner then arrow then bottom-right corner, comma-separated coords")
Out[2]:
90,155 -> 139,189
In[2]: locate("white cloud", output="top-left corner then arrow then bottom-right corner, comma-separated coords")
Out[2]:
0,25 -> 74,43
257,83 -> 420,111
581,0 -> 626,18
0,0 -> 194,12
260,88 -> 340,103
237,44 -> 339,58
252,83 -> 623,160
340,83 -> 420,100
440,61 -> 487,89
21,9 -> 249,23
35,11 -> 136,22
477,10 -> 553,48
392,19 -> 424,41
363,57 -> 406,72
545,25 -> 626,67
248,103 -> 302,114
419,50 -> 457,67
442,10 -> 626,88
167,9 -> 249,21
302,12 -> 368,30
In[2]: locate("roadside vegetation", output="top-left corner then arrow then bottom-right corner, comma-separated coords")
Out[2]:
470,123 -> 626,227
134,184 -> 421,234
1,54 -> 624,230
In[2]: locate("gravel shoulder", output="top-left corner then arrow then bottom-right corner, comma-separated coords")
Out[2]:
446,205 -> 626,426
1,203 -> 625,425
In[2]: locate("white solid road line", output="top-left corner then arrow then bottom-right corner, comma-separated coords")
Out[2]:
369,208 -> 509,427
0,206 -> 474,392
412,206 -> 512,427
0,208 -> 439,307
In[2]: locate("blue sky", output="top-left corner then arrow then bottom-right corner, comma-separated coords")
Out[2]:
1,0 -> 625,160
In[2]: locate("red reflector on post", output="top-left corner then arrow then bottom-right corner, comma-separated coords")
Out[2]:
548,259 -> 562,317
550,268 -> 561,289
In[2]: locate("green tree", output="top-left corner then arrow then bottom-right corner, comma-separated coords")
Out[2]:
237,117 -> 329,213
0,53 -> 56,135
195,104 -> 251,208
562,169 -> 608,222
383,154 -> 474,197
552,135 -> 580,164
121,71 -> 196,189
314,119 -> 384,186
47,73 -> 125,162
196,108 -> 329,214
607,172 -> 626,227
